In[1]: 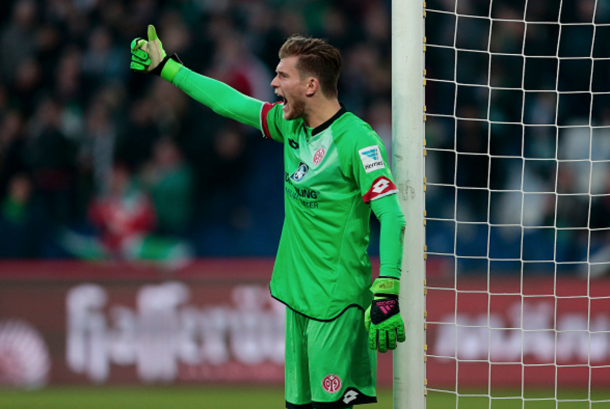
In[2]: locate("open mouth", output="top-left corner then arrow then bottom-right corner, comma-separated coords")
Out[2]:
276,91 -> 287,105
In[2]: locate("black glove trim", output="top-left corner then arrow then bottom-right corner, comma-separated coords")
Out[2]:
151,53 -> 183,76
374,293 -> 398,299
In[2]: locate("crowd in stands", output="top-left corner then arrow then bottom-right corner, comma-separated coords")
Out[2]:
0,0 -> 392,264
0,0 -> 608,275
425,0 -> 610,275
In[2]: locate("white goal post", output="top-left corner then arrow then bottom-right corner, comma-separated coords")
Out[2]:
392,0 -> 427,409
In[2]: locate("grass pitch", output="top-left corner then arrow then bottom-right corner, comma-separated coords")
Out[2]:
0,386 -> 606,409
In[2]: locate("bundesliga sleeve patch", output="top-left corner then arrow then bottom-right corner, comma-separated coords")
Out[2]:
363,176 -> 398,203
358,145 -> 385,173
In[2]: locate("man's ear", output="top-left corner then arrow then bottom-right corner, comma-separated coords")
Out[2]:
305,77 -> 319,97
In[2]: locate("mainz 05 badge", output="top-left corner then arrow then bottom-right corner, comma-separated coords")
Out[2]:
313,147 -> 326,166
322,374 -> 342,393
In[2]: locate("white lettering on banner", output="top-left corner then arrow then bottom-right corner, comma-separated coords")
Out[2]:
66,284 -> 109,383
66,283 -> 285,383
433,301 -> 610,363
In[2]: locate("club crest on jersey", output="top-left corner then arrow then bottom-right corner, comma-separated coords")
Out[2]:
290,162 -> 309,182
313,147 -> 326,166
358,145 -> 385,173
322,374 -> 342,393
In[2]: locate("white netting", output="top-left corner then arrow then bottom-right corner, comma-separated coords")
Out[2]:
424,0 -> 610,407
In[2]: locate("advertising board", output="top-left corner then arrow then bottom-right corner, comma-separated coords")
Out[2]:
0,260 -> 608,388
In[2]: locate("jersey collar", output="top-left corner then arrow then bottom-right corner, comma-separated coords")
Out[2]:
311,104 -> 347,137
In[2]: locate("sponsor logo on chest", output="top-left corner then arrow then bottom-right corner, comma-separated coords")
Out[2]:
290,162 -> 309,182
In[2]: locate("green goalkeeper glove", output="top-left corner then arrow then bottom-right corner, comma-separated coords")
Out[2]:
130,25 -> 183,82
364,277 -> 406,353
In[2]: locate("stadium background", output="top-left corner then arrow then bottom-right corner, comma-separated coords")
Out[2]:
1,0 -> 610,407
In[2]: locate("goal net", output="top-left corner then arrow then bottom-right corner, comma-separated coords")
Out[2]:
422,0 -> 610,407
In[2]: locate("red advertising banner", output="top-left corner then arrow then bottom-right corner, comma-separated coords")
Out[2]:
426,274 -> 610,389
0,260 -> 285,387
0,259 -> 608,389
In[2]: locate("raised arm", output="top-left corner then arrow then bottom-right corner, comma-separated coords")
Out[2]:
130,25 -> 264,129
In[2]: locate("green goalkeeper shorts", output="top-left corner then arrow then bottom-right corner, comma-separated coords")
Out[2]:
284,306 -> 377,409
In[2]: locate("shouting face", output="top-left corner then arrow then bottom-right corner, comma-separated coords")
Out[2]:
271,56 -> 308,121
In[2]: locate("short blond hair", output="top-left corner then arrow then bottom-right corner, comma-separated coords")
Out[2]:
279,35 -> 342,98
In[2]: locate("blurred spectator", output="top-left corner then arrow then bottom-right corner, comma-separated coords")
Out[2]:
25,96 -> 78,224
81,26 -> 127,89
80,97 -> 116,190
0,110 -> 28,198
455,106 -> 490,222
197,124 -> 251,229
342,43 -> 391,115
207,29 -> 274,102
0,0 -> 38,83
87,163 -> 156,258
54,46 -> 84,105
116,98 -> 162,170
365,99 -> 392,166
589,174 -> 610,277
140,137 -> 194,236
0,173 -> 46,258
11,57 -> 43,116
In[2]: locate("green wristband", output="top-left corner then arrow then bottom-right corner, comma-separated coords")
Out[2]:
371,277 -> 400,296
160,58 -> 183,83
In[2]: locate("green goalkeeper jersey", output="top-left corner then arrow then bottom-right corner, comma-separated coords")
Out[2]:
167,66 -> 403,321
261,103 -> 399,321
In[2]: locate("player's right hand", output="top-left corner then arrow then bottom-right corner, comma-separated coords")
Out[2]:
130,25 -> 167,74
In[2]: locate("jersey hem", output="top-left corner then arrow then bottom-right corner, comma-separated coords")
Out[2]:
270,293 -> 365,322
287,391 -> 377,409
312,395 -> 377,408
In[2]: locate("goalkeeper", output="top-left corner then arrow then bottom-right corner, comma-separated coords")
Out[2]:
131,26 -> 407,409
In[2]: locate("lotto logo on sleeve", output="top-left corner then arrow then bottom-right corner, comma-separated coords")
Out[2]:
363,176 -> 398,203
358,145 -> 385,173
322,374 -> 342,393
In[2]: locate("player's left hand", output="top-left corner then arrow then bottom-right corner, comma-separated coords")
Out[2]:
365,277 -> 406,353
